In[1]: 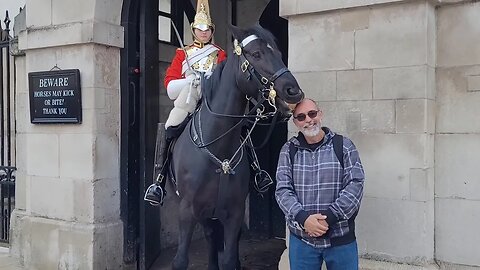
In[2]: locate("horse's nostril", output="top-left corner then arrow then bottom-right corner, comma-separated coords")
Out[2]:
287,87 -> 299,96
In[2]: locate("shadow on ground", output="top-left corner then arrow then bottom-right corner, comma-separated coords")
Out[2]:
150,237 -> 286,270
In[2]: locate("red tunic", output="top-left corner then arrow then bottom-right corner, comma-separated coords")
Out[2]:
164,44 -> 227,89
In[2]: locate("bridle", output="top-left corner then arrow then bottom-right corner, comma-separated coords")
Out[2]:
203,34 -> 292,120
190,34 -> 293,174
235,34 -> 291,118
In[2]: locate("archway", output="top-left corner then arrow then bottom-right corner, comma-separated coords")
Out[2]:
120,0 -> 290,268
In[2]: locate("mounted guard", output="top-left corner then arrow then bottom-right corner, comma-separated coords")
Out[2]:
144,0 -> 274,206
164,0 -> 224,129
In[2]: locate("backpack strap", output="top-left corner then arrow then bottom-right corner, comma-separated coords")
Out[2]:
332,134 -> 344,169
289,142 -> 297,166
288,134 -> 344,169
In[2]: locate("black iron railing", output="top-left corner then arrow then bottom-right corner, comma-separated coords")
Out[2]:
0,10 -> 16,244
0,167 -> 14,243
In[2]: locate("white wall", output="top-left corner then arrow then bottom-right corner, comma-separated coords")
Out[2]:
287,1 -> 435,264
435,2 -> 480,268
280,0 -> 480,269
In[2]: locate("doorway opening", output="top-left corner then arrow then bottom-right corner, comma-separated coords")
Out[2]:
120,0 -> 290,269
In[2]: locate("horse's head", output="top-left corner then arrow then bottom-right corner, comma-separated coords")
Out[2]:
230,24 -> 304,119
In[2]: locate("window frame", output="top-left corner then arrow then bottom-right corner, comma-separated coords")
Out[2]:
158,0 -> 195,46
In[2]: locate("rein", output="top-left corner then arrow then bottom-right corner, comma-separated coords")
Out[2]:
190,109 -> 263,174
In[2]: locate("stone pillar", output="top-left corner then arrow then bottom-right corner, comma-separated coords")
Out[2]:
10,0 -> 125,269
279,0 -> 436,268
435,2 -> 480,268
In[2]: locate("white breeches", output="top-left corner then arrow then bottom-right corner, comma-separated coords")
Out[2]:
165,83 -> 201,129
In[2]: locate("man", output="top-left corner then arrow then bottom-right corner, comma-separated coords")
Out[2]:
275,98 -> 365,269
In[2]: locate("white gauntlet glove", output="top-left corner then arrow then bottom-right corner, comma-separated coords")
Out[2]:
191,76 -> 200,88
167,75 -> 195,100
186,70 -> 200,87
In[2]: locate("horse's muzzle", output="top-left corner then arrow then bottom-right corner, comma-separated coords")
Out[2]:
283,87 -> 304,105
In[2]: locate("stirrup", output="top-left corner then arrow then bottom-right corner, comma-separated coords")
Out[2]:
254,170 -> 273,194
144,182 -> 166,206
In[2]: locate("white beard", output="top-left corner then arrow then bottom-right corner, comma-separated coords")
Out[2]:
301,123 -> 321,137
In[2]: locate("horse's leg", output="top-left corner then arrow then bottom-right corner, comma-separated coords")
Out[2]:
222,215 -> 244,270
172,200 -> 196,270
201,218 -> 224,270
235,230 -> 241,269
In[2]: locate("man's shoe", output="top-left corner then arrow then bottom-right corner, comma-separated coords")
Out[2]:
254,170 -> 274,193
144,183 -> 166,206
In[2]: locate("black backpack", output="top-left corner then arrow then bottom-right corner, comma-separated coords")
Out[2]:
289,134 -> 344,169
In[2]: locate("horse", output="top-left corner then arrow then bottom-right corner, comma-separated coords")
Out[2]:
169,24 -> 304,270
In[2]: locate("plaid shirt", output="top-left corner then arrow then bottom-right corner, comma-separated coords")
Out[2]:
275,127 -> 365,248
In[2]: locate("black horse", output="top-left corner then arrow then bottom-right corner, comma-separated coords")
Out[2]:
170,24 -> 304,270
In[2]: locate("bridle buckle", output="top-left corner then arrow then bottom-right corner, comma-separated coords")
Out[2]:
241,60 -> 249,73
261,77 -> 269,85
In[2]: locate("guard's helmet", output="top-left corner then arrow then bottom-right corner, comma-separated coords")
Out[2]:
191,0 -> 215,41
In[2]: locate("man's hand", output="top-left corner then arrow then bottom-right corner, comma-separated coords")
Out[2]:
304,214 -> 329,237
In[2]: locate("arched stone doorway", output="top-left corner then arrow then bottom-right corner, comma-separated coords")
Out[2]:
120,0 -> 290,268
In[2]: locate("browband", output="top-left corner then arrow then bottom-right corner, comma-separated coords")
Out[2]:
241,35 -> 258,47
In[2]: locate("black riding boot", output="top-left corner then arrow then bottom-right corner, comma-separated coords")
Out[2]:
144,123 -> 169,206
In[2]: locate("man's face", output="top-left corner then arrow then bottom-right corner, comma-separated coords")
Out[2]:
293,100 -> 323,137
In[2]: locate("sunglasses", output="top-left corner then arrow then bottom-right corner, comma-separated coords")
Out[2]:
293,110 -> 319,122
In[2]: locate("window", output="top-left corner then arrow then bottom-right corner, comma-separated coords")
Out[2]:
158,0 -> 195,46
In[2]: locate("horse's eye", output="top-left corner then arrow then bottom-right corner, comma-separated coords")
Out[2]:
252,51 -> 261,59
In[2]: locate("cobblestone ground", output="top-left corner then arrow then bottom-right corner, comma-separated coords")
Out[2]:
151,237 -> 286,270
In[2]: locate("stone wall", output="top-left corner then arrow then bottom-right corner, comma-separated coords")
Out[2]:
435,2 -> 480,268
280,0 -> 479,269
10,0 -> 125,269
6,0 -> 480,269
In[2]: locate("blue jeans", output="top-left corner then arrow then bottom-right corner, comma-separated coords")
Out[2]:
289,234 -> 358,270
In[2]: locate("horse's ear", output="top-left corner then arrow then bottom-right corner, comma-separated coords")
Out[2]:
229,24 -> 246,41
